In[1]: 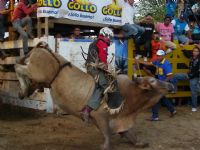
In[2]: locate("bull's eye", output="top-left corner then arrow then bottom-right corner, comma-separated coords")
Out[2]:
149,78 -> 156,85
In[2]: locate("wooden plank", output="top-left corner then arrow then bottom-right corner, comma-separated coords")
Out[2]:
0,56 -> 20,65
45,17 -> 49,37
0,80 -> 45,101
0,72 -> 17,81
0,40 -> 35,50
0,80 -> 20,97
1,96 -> 46,111
167,91 -> 200,98
37,18 -> 42,37
167,91 -> 192,98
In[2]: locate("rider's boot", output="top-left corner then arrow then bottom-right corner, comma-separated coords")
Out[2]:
81,105 -> 93,123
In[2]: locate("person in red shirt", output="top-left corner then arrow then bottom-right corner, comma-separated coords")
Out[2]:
81,27 -> 114,123
151,32 -> 166,61
12,0 -> 37,54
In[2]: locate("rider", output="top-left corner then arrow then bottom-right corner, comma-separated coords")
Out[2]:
81,27 -> 114,123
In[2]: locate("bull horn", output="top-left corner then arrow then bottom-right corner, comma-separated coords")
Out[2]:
36,41 -> 49,48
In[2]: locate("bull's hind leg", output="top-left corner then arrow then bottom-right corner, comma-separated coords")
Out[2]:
15,64 -> 30,99
93,112 -> 111,150
120,129 -> 149,148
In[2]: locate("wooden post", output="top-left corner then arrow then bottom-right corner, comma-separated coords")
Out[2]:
45,17 -> 49,37
37,17 -> 42,37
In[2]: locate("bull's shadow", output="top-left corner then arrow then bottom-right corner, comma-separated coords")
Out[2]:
0,104 -> 45,121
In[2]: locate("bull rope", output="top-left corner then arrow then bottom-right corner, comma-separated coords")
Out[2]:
36,42 -> 72,87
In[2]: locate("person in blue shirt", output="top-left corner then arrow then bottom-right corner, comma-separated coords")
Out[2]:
114,30 -> 128,74
166,0 -> 178,18
172,15 -> 190,44
136,49 -> 177,121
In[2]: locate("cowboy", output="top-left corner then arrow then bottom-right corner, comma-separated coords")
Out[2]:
81,27 -> 114,123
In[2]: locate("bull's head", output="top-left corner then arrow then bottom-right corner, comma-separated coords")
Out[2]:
134,77 -> 174,95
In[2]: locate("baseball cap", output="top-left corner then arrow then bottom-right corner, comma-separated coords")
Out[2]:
156,50 -> 166,56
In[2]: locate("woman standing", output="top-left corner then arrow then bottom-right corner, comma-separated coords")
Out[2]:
188,47 -> 200,111
170,46 -> 200,112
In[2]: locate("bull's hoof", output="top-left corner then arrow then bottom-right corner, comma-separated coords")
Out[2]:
134,142 -> 149,148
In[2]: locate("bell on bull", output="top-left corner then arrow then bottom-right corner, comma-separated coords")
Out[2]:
14,39 -> 174,150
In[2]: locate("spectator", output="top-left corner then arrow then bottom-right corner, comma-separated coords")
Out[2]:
177,0 -> 184,17
135,13 -> 155,61
69,27 -> 84,39
170,47 -> 200,112
55,33 -> 62,38
172,15 -> 190,45
136,49 -> 176,121
166,0 -> 178,18
156,16 -> 176,54
12,0 -> 37,54
190,21 -> 200,44
151,32 -> 166,61
0,0 -> 12,42
118,0 -> 145,40
192,0 -> 200,19
114,30 -> 128,74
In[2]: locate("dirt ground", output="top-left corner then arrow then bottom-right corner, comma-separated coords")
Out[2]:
0,105 -> 200,150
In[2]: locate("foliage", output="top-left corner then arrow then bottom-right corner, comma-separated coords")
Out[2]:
136,0 -> 166,22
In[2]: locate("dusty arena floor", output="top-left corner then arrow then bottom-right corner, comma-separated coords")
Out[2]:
0,105 -> 200,150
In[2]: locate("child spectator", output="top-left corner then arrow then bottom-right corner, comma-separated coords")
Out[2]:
172,15 -> 190,45
151,32 -> 166,61
156,16 -> 176,54
135,13 -> 155,61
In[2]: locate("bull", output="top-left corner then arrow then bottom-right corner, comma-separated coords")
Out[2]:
15,42 -> 174,150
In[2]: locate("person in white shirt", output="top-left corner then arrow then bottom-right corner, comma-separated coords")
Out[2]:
118,0 -> 145,39
171,14 -> 190,44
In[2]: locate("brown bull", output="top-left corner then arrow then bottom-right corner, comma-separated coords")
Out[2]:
15,42 -> 174,150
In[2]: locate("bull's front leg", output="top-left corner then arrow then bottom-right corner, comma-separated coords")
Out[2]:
15,64 -> 30,99
120,128 -> 149,148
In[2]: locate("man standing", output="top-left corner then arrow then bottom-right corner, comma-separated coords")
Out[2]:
118,0 -> 145,39
12,0 -> 37,54
81,27 -> 114,123
136,50 -> 176,121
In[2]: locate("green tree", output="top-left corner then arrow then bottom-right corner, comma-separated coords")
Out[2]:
136,0 -> 166,22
